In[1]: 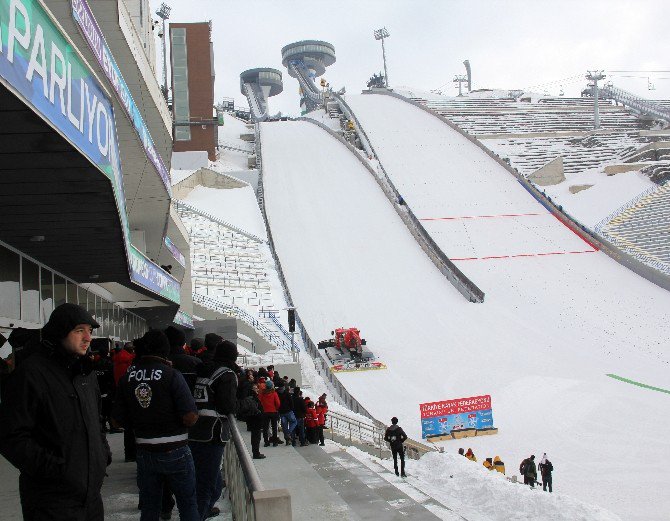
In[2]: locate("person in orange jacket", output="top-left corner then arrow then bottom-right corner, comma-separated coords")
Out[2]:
493,455 -> 506,475
305,401 -> 318,444
315,400 -> 327,446
258,379 -> 280,446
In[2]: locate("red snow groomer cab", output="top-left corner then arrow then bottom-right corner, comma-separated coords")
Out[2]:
335,327 -> 363,359
317,327 -> 387,373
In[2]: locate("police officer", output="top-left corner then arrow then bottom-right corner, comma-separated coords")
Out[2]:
189,339 -> 239,520
112,330 -> 200,521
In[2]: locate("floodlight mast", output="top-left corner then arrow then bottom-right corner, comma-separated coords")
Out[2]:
586,70 -> 606,130
373,27 -> 390,88
156,3 -> 171,100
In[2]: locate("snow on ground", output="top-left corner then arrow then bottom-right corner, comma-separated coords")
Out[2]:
260,114 -> 670,521
183,184 -> 267,240
342,445 -> 621,521
213,113 -> 253,172
304,108 -> 342,131
541,169 -> 655,228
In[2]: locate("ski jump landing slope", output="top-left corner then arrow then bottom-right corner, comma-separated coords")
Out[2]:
261,118 -> 670,521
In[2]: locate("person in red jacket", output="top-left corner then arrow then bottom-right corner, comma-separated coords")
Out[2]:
258,379 -> 280,447
315,400 -> 327,446
305,401 -> 318,444
112,342 -> 135,385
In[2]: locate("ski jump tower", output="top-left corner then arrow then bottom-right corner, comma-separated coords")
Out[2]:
240,68 -> 284,121
281,40 -> 336,114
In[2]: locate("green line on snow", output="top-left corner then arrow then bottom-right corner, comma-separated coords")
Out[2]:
606,374 -> 670,395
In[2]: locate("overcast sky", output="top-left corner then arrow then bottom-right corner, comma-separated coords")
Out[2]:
152,0 -> 670,116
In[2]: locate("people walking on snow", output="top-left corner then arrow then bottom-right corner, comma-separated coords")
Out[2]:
465,448 -> 477,462
0,303 -> 111,521
493,455 -> 506,474
483,457 -> 494,470
520,454 -> 537,487
458,448 -> 465,456
538,455 -> 553,492
384,417 -> 408,477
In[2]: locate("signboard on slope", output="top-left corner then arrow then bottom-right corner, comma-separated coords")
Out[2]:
419,395 -> 494,439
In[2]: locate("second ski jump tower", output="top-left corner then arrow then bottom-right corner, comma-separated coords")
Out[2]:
240,68 -> 284,121
281,40 -> 336,114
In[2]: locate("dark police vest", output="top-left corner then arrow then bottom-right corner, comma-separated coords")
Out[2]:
189,365 -> 236,444
122,359 -> 189,449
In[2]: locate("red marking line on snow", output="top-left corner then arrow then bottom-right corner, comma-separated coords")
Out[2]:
451,250 -> 597,261
551,213 -> 600,251
420,213 -> 544,221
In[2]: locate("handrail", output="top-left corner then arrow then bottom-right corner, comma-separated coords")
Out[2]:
225,415 -> 291,520
601,85 -> 670,124
326,409 -> 438,461
192,292 -> 293,352
242,82 -> 268,122
173,199 -> 266,243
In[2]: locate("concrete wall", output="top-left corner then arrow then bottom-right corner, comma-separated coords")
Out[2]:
172,168 -> 249,199
529,156 -> 565,186
192,304 -> 277,354
172,151 -> 209,170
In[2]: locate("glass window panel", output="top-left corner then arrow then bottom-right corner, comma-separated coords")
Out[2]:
53,275 -> 66,308
0,243 -> 21,320
21,258 -> 39,324
40,267 -> 53,324
78,286 -> 88,311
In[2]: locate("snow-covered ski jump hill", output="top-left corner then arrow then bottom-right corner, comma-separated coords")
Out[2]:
260,93 -> 670,521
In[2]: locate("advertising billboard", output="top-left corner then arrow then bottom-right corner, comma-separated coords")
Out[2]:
419,395 -> 494,439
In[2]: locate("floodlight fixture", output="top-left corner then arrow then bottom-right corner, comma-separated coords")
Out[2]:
373,27 -> 390,87
156,3 -> 171,20
374,27 -> 390,40
156,3 -> 171,100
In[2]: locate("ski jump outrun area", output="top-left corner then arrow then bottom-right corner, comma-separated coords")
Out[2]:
262,94 -> 670,521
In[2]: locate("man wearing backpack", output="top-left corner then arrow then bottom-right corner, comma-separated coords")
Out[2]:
520,454 -> 537,487
384,417 -> 408,477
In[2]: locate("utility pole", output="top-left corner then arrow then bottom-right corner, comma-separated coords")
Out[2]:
373,27 -> 390,88
156,3 -> 171,101
453,75 -> 467,97
586,70 -> 605,130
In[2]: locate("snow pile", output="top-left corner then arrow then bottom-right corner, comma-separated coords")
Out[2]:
346,446 -> 621,521
183,184 -> 267,240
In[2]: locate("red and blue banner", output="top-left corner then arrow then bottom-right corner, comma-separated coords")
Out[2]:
419,395 -> 493,438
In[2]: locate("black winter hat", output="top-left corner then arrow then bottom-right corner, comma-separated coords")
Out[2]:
190,337 -> 204,351
42,303 -> 100,341
205,333 -> 223,351
164,325 -> 186,349
214,340 -> 238,362
134,330 -> 170,358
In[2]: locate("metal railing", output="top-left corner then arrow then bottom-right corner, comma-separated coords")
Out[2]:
225,415 -> 291,520
601,85 -> 670,124
242,82 -> 268,122
326,410 -> 437,461
173,199 -> 266,243
192,292 -> 293,352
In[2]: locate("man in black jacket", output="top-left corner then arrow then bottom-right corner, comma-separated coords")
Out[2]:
113,330 -> 200,521
164,326 -> 201,392
384,417 -> 408,477
189,339 -> 239,520
0,303 -> 111,521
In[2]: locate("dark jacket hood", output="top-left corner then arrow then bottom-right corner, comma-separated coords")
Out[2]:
41,303 -> 100,342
